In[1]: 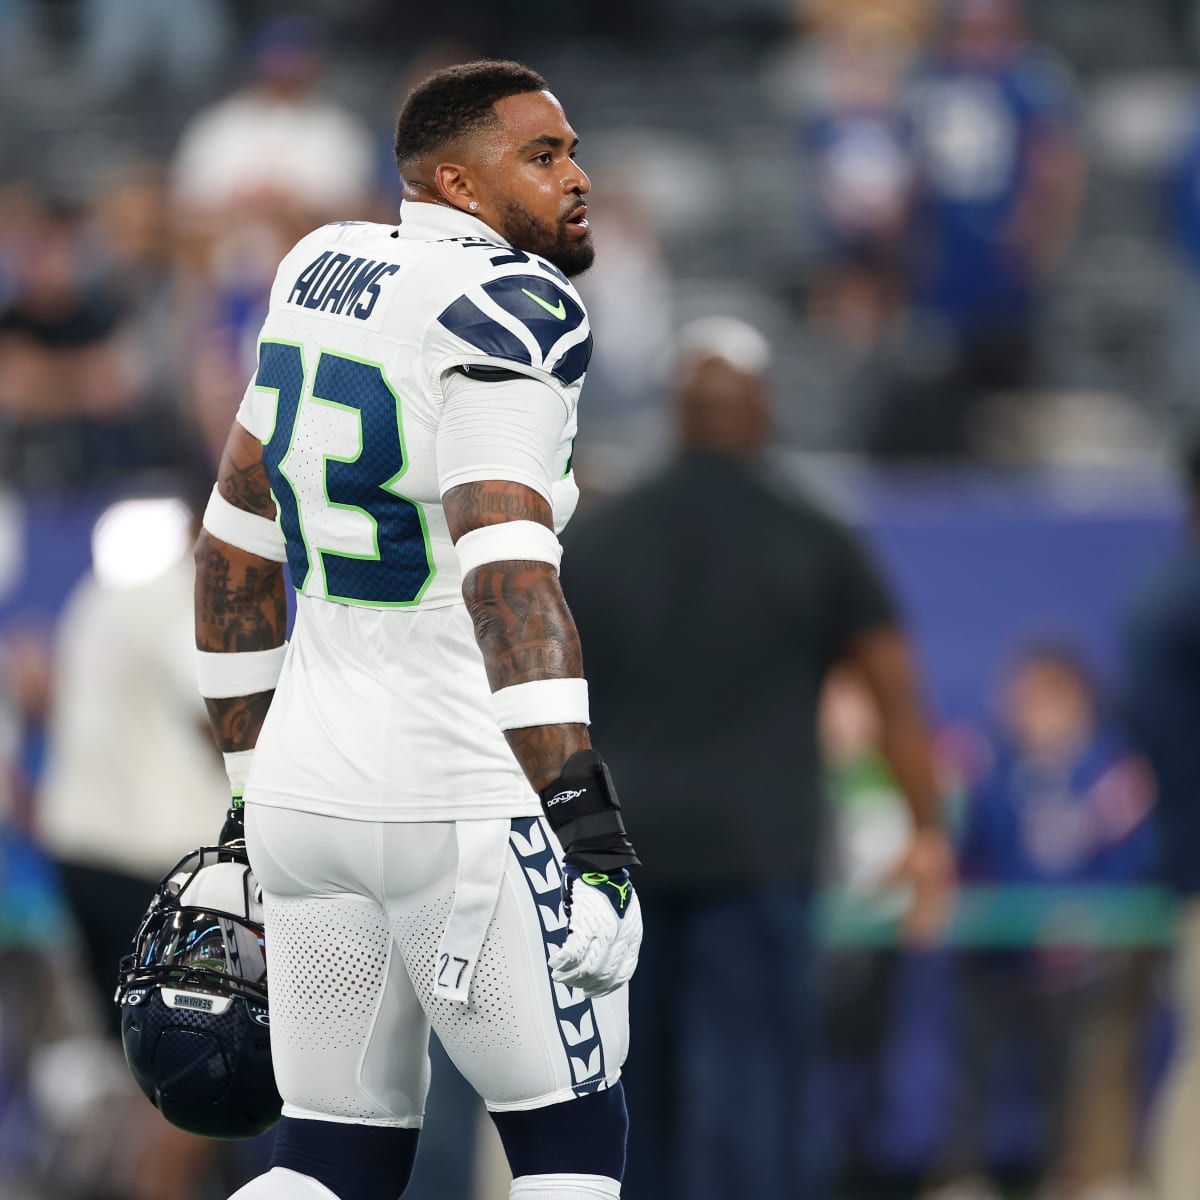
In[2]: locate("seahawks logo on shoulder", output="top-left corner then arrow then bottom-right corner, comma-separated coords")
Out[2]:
437,273 -> 592,386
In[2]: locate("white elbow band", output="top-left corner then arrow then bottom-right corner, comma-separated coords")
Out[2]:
491,678 -> 590,730
223,750 -> 255,798
202,485 -> 288,562
196,645 -> 287,699
454,521 -> 562,576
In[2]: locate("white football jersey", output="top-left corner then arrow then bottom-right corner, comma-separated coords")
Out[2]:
238,204 -> 590,822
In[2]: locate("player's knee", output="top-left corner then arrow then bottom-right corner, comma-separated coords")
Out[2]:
491,1083 -> 628,1182
269,1114 -> 419,1200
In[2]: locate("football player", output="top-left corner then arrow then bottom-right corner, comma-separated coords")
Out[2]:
193,60 -> 642,1200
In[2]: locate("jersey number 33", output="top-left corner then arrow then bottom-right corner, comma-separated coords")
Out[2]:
255,340 -> 435,607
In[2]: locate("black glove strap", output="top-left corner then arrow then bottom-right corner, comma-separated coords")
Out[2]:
539,749 -> 640,871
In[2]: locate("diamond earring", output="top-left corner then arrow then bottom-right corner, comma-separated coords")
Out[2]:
469,201 -> 479,211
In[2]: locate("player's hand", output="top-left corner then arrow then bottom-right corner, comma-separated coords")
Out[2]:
886,826 -> 956,947
218,799 -> 246,848
548,861 -> 642,998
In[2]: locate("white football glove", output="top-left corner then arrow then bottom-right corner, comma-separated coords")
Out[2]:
548,864 -> 642,998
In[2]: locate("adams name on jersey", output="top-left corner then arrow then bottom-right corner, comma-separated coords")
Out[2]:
235,205 -> 590,822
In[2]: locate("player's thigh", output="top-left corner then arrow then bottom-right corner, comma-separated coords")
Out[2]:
246,805 -> 432,1124
395,815 -> 629,1111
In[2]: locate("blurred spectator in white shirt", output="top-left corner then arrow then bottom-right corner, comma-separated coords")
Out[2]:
171,16 -> 376,467
170,16 -> 374,231
30,491 -> 250,1198
36,493 -> 227,1010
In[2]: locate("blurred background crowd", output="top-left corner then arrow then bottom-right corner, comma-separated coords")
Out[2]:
3,0 -> 1200,1197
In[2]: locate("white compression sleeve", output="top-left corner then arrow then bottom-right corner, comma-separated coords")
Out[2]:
437,368 -> 568,502
510,1175 -> 621,1199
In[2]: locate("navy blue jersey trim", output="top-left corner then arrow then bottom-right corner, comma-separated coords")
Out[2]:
437,295 -> 533,365
509,817 -> 607,1096
481,275 -> 585,361
551,333 -> 592,386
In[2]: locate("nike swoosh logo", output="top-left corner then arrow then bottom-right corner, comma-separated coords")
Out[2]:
522,288 -> 567,320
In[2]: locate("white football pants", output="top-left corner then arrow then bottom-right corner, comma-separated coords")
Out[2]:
245,806 -> 628,1124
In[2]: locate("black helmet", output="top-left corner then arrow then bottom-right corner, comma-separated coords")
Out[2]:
115,844 -> 282,1139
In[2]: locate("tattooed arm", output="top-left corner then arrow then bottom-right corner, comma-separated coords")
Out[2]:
443,480 -> 589,792
194,421 -> 288,756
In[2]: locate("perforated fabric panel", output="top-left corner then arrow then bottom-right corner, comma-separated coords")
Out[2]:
393,893 -> 520,1060
264,894 -> 393,1118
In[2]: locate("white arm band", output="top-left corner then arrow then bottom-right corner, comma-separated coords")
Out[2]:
223,750 -> 255,798
196,645 -> 287,699
454,521 -> 562,576
202,485 -> 288,562
491,678 -> 590,730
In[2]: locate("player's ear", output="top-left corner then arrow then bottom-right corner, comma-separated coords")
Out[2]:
433,162 -> 478,214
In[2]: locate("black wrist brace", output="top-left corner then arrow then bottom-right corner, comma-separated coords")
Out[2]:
539,749 -> 640,872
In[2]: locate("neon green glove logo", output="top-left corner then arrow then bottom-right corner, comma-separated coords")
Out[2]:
522,289 -> 567,320
582,871 -> 632,911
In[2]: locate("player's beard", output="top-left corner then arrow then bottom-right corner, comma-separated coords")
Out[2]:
497,198 -> 595,278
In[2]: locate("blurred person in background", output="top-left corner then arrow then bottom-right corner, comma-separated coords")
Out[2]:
560,317 -> 954,1200
170,15 -> 374,238
1123,438 -> 1200,1200
171,15 -> 376,465
36,490 -> 226,1024
90,162 -> 184,414
804,3 -> 919,321
77,0 -> 232,100
939,644 -> 1157,1200
33,490 -> 256,1199
0,188 -> 186,489
774,0 -> 945,451
815,665 -> 926,1192
867,0 -> 1084,459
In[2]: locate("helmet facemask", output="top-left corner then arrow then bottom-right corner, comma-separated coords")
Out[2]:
115,845 -> 281,1139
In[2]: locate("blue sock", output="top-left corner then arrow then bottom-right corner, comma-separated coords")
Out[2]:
491,1084 -> 628,1181
270,1115 -> 420,1200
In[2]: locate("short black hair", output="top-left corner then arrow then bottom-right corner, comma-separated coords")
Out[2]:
394,59 -> 548,172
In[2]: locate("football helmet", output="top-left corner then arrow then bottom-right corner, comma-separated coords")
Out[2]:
114,844 -> 282,1139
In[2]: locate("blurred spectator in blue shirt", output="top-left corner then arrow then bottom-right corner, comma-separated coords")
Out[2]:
908,0 -> 1082,342
867,0 -> 1084,459
937,644 -> 1157,1199
960,645 -> 1157,886
768,3 -> 940,452
805,8 -> 917,270
1124,438 -> 1200,1200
